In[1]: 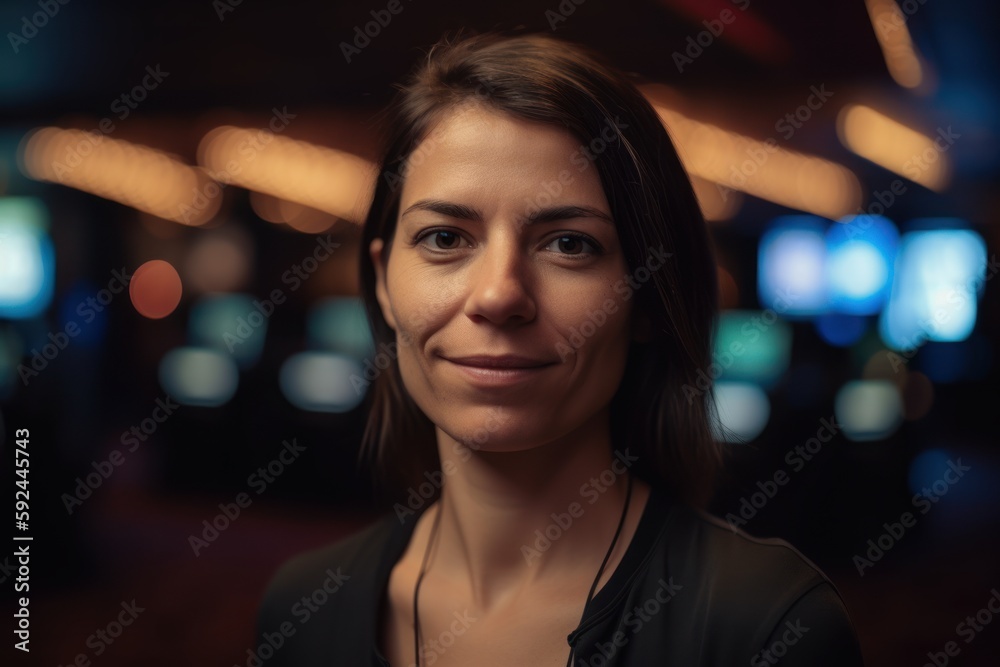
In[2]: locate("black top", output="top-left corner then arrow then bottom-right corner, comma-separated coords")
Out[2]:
256,484 -> 865,665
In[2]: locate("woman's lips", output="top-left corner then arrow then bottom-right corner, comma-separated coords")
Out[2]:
445,358 -> 556,388
444,354 -> 555,368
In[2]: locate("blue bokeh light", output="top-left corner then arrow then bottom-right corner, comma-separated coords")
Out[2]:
879,225 -> 986,351
0,197 -> 54,319
815,313 -> 868,347
758,216 -> 828,317
826,215 -> 898,315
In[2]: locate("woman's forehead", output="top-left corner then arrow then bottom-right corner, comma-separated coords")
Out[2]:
401,105 -> 608,211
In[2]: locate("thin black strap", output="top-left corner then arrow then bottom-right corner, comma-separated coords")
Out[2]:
566,472 -> 634,667
413,503 -> 442,667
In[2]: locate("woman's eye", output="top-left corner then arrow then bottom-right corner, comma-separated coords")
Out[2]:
416,230 -> 465,250
545,234 -> 600,257
413,229 -> 600,257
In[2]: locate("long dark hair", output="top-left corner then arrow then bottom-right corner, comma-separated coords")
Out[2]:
357,28 -> 724,511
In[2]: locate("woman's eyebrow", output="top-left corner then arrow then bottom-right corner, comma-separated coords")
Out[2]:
400,199 -> 613,226
529,204 -> 614,226
401,199 -> 481,221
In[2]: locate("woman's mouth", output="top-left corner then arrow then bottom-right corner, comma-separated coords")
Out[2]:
442,355 -> 557,388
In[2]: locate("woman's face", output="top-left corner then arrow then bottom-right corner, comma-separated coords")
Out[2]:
371,103 -> 645,454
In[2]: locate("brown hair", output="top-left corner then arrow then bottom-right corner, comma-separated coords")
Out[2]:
357,28 -> 725,510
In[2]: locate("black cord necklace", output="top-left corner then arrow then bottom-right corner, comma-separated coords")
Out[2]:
411,472 -> 634,667
411,496 -> 442,667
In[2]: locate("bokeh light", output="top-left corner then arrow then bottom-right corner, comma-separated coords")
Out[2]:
879,225 -> 986,350
711,381 -> 771,444
650,98 -> 863,219
197,126 -> 376,224
815,313 -> 869,347
826,214 -> 898,315
713,309 -> 792,389
19,128 -> 220,225
838,105 -> 949,190
183,225 -> 253,294
306,297 -> 375,360
758,216 -> 827,317
130,259 -> 183,319
279,351 -> 366,413
188,293 -> 268,368
0,197 -> 54,319
862,348 -> 909,390
159,347 -> 239,407
834,379 -> 904,441
907,448 -> 955,498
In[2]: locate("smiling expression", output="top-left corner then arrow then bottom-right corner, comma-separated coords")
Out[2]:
371,102 -> 645,453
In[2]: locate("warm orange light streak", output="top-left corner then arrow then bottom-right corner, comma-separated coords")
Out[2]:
690,175 -> 742,221
864,0 -> 924,89
198,127 -> 376,224
837,104 -> 950,191
653,105 -> 863,220
19,127 -> 219,225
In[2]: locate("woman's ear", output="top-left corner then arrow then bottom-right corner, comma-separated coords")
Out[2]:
369,238 -> 397,331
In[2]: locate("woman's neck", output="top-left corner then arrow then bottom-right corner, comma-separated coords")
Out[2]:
424,411 -> 648,613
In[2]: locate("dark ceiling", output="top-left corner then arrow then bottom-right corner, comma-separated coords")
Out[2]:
2,0 -> 894,116
1,0 -> 997,224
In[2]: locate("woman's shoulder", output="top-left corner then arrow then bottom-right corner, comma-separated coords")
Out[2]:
667,503 -> 834,593
255,512 -> 403,649
652,502 -> 864,664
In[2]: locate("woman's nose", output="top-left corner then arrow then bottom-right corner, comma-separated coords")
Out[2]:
462,235 -> 537,326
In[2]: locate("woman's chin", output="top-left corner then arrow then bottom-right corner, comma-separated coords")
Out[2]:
441,419 -> 569,457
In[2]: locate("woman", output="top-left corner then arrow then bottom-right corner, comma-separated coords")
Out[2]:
256,29 -> 865,666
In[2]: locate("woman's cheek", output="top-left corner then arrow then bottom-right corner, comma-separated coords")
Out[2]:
561,288 -> 630,348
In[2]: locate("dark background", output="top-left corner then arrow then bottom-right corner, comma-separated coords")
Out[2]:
1,0 -> 998,665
